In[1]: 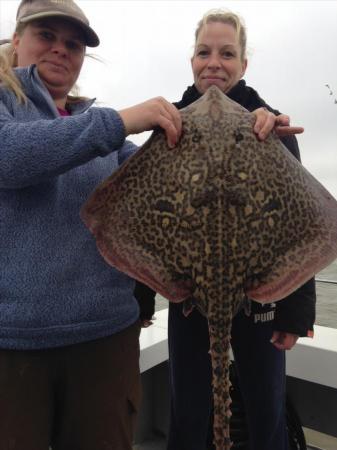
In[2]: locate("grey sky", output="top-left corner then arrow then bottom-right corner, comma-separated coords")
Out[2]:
1,0 -> 336,197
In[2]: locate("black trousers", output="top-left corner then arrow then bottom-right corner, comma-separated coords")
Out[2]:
167,302 -> 288,450
0,320 -> 141,450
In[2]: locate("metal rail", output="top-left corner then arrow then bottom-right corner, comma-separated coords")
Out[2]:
315,278 -> 337,285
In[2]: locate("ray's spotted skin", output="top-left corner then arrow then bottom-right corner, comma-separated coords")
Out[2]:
81,86 -> 337,450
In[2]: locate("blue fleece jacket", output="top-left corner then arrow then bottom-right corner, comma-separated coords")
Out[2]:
0,65 -> 139,349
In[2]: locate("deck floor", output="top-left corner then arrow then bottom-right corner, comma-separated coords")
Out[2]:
133,429 -> 337,450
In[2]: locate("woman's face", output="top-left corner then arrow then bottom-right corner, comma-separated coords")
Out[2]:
13,18 -> 85,104
191,21 -> 247,95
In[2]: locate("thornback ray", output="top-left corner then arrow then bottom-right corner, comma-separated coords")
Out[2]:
81,85 -> 337,450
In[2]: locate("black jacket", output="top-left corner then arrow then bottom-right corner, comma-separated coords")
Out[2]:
135,80 -> 316,336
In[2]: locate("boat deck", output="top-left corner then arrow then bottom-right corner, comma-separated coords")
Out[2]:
133,426 -> 337,450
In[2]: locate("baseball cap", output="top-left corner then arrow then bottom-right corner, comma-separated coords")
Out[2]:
16,0 -> 100,47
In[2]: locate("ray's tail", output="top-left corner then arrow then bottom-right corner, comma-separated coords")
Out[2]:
209,318 -> 233,450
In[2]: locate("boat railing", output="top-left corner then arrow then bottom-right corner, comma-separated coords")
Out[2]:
316,277 -> 337,285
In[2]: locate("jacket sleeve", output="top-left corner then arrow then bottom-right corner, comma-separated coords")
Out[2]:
273,133 -> 316,336
118,139 -> 138,165
273,278 -> 316,337
0,100 -> 127,189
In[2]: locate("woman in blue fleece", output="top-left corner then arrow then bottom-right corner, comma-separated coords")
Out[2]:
0,1 -> 182,449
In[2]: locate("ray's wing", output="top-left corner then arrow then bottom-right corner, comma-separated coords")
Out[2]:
240,134 -> 337,302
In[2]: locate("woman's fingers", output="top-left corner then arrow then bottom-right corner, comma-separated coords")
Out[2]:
274,114 -> 304,136
275,113 -> 290,126
141,319 -> 153,328
161,99 -> 182,138
118,97 -> 182,148
274,125 -> 304,136
253,109 -> 304,140
270,330 -> 299,350
154,100 -> 182,148
253,107 -> 275,140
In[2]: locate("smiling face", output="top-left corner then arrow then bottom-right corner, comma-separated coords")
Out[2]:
13,18 -> 86,107
191,21 -> 247,95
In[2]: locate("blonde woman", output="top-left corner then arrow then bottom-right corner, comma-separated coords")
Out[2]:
167,10 -> 315,450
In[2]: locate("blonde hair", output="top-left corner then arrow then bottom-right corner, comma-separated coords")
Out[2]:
0,21 -> 88,104
0,24 -> 27,103
194,9 -> 247,62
